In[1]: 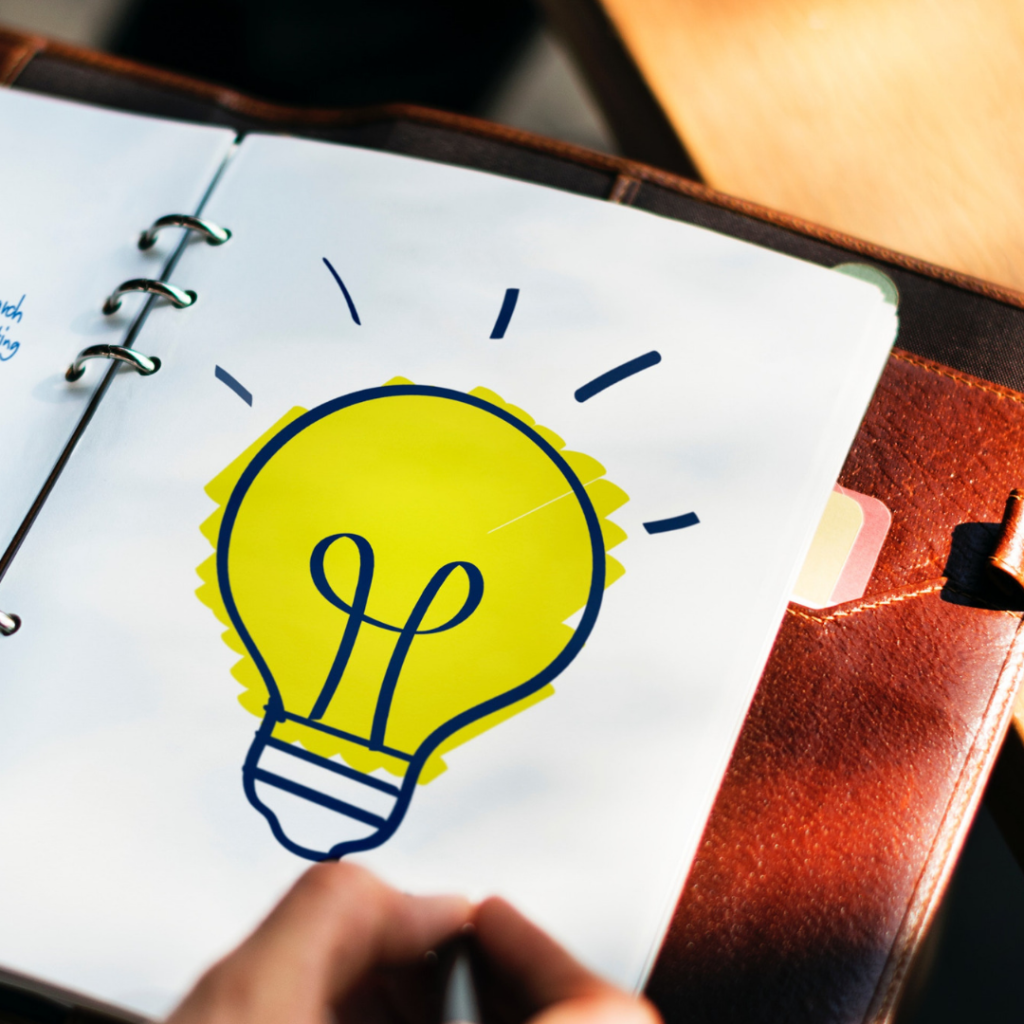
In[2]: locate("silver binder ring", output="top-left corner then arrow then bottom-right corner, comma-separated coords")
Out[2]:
103,279 -> 197,315
0,609 -> 21,637
138,214 -> 232,251
66,344 -> 161,383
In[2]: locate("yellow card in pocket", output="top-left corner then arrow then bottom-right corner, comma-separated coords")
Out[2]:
792,484 -> 891,608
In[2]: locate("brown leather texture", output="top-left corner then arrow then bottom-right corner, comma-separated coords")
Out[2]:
647,351 -> 1024,1024
3,26 -> 1024,1024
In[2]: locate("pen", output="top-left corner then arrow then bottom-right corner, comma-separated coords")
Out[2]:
441,938 -> 482,1024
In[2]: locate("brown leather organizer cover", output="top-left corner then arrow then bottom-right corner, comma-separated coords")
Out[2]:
2,26 -> 1024,1024
647,351 -> 1024,1024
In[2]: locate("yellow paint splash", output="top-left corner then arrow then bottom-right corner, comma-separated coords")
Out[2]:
196,379 -> 628,784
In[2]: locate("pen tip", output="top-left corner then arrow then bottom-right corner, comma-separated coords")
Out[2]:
442,948 -> 481,1024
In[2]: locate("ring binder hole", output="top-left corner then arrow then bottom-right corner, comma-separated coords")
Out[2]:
138,214 -> 232,251
65,345 -> 161,382
0,610 -> 21,637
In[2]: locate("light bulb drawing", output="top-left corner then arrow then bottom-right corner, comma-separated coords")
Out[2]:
197,379 -> 628,861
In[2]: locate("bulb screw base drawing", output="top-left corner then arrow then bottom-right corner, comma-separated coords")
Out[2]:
243,722 -> 407,860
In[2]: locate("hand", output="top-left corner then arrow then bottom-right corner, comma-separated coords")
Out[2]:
472,897 -> 662,1024
165,862 -> 661,1024
166,862 -> 469,1024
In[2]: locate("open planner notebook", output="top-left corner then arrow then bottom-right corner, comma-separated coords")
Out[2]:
0,87 -> 898,1018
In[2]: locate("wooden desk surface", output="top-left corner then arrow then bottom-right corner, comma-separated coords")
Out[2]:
554,0 -> 1024,295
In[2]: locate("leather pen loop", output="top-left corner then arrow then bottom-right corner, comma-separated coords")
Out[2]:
988,489 -> 1024,598
138,214 -> 232,251
65,344 -> 161,383
0,609 -> 21,637
102,279 -> 197,315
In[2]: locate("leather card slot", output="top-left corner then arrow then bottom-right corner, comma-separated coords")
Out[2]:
652,588 -> 1024,1024
837,351 -> 1024,600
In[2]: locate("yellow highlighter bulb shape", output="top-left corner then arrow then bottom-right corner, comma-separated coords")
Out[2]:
197,379 -> 627,860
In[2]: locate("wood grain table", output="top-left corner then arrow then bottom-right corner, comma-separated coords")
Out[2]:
539,0 -> 1024,295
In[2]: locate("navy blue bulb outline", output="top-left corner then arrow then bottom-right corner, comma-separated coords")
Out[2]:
217,385 -> 607,861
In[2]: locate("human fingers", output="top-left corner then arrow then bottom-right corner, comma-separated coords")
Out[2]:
473,897 -> 614,1005
472,898 -> 661,1024
167,862 -> 470,1024
529,992 -> 661,1024
247,861 -> 471,994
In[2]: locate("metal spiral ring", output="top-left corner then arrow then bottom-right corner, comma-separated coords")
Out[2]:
0,609 -> 21,637
138,214 -> 232,251
102,279 -> 197,315
66,344 -> 161,383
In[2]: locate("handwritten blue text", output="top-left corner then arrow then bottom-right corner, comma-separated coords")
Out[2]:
0,293 -> 25,362
1,295 -> 24,323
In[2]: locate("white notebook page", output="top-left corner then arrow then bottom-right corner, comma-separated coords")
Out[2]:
0,88 -> 235,553
0,133 -> 897,1016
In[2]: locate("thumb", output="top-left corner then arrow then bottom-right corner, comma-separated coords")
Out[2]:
168,863 -> 470,1024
